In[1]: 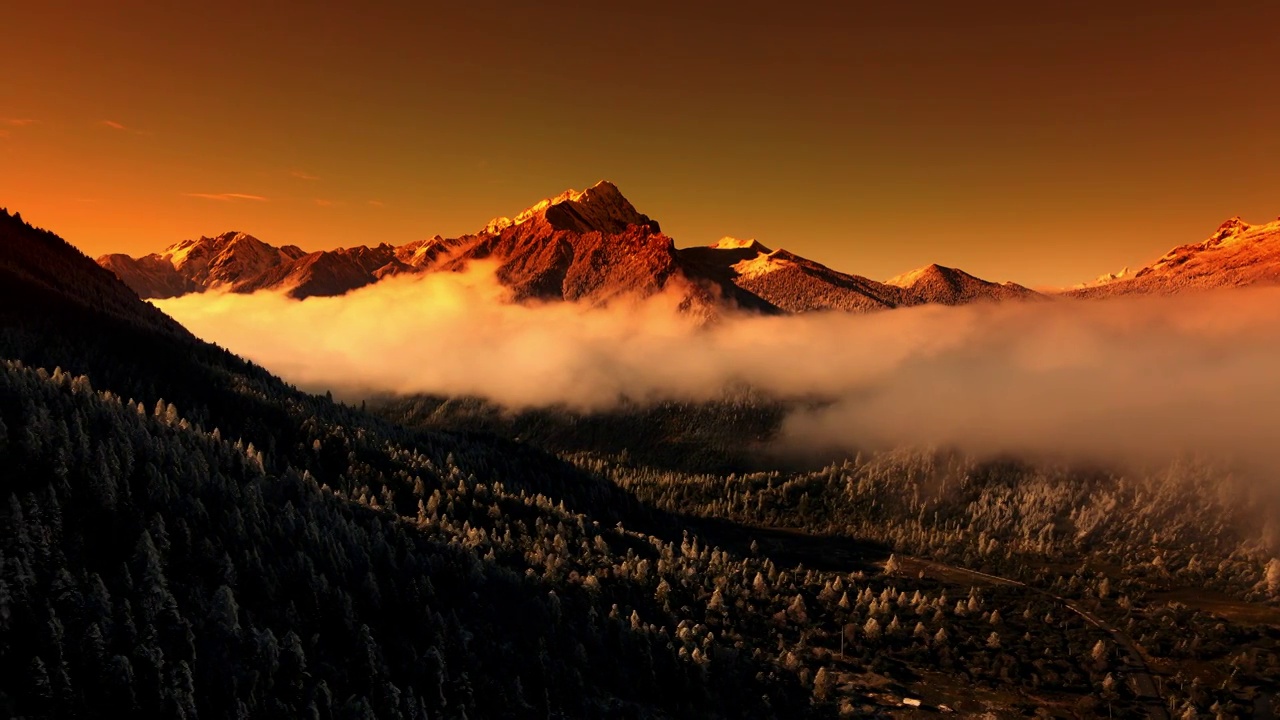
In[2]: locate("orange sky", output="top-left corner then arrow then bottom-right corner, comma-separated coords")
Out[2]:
2,1 -> 1278,288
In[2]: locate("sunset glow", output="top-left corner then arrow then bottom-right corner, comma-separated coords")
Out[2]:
4,2 -> 1279,288
6,4 -> 1280,717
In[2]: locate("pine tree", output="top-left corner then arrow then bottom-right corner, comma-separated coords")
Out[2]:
1091,640 -> 1108,666
788,594 -> 808,623
1266,558 -> 1280,597
812,667 -> 834,702
884,554 -> 901,575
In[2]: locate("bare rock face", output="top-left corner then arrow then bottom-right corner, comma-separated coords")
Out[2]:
450,223 -> 682,303
1068,216 -> 1280,298
439,183 -> 682,306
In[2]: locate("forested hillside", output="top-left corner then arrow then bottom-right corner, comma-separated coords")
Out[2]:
0,361 -> 817,717
386,397 -> 1280,717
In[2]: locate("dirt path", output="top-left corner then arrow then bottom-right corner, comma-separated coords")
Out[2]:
903,557 -> 1169,720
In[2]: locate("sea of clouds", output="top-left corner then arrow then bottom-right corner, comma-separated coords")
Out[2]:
157,266 -> 1280,473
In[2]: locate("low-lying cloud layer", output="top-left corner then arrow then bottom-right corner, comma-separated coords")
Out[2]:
156,267 -> 1280,470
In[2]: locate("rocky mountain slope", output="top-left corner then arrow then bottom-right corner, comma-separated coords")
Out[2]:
678,238 -> 899,313
437,182 -> 695,304
1070,216 -> 1280,298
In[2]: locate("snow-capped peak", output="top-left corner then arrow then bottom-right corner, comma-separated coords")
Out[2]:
480,180 -> 659,235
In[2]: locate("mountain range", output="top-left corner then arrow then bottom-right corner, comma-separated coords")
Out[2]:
97,181 -> 1039,313
97,181 -> 1280,312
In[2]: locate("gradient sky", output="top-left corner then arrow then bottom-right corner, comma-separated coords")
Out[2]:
2,1 -> 1278,288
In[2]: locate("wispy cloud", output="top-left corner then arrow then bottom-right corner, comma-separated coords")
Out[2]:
101,119 -> 149,135
314,199 -> 348,208
366,200 -> 387,208
1,118 -> 35,139
291,170 -> 321,181
183,192 -> 269,202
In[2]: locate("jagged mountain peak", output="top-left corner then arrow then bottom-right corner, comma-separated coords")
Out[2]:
481,180 -> 660,236
161,231 -> 294,272
171,230 -> 259,249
